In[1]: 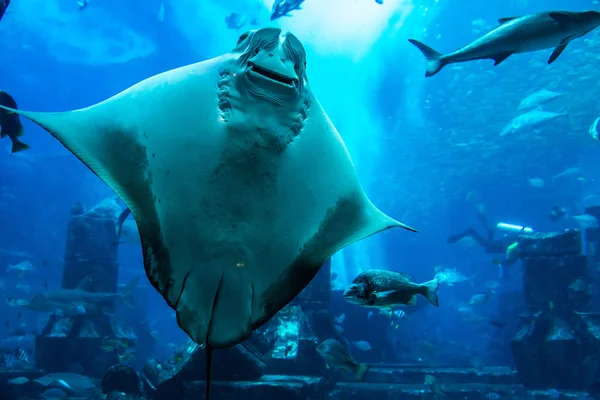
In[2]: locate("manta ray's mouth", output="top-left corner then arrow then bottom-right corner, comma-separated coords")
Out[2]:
248,62 -> 297,87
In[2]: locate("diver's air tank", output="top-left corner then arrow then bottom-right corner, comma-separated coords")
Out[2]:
496,222 -> 534,234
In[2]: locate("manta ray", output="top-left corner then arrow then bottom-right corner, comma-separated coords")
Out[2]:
1,28 -> 416,397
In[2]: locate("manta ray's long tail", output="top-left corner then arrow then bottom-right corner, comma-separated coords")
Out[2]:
408,39 -> 447,77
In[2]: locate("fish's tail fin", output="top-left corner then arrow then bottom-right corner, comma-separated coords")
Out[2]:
119,276 -> 140,307
354,362 -> 371,382
11,137 -> 30,153
408,39 -> 446,77
115,207 -> 131,238
420,279 -> 440,307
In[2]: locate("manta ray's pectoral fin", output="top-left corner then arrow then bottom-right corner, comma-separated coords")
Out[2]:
548,43 -> 569,64
491,52 -> 512,66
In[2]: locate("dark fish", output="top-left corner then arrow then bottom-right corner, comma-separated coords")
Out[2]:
0,91 -> 29,153
225,12 -> 246,31
409,11 -> 600,77
270,0 -> 304,20
316,339 -> 370,381
0,0 -> 10,22
343,269 -> 440,308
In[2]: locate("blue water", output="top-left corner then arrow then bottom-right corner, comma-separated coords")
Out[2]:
1,0 -> 600,396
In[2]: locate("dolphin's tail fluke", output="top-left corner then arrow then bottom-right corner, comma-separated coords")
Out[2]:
408,39 -> 446,77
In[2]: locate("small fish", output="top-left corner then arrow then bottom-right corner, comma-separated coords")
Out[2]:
549,206 -> 567,221
0,91 -> 29,153
224,12 -> 246,31
375,0 -> 383,3
77,0 -> 89,10
589,116 -> 600,141
8,376 -> 29,385
528,178 -> 545,188
157,1 -> 165,22
317,339 -> 370,381
468,291 -> 493,305
334,314 -> 346,324
424,374 -> 445,397
352,340 -> 372,351
434,267 -> 473,286
484,392 -> 501,400
6,260 -> 34,275
344,269 -> 440,309
41,388 -> 68,400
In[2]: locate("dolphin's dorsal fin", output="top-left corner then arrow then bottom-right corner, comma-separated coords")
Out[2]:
498,17 -> 518,25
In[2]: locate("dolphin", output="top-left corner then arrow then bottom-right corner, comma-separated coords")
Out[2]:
409,11 -> 600,77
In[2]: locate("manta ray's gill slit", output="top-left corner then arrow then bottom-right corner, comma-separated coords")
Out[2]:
216,69 -> 233,122
289,97 -> 310,139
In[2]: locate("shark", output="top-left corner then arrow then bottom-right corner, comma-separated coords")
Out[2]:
11,277 -> 139,316
409,10 -> 600,77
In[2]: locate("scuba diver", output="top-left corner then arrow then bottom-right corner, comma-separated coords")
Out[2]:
447,208 -> 530,279
0,0 -> 10,22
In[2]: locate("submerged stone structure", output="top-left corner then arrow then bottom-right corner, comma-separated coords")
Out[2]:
511,229 -> 600,391
35,198 -> 136,377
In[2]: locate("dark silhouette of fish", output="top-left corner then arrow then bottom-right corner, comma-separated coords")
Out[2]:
0,91 -> 29,153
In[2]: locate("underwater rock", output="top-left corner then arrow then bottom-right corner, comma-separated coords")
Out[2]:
101,364 -> 141,396
186,376 -> 327,400
522,255 -> 589,311
519,229 -> 581,257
